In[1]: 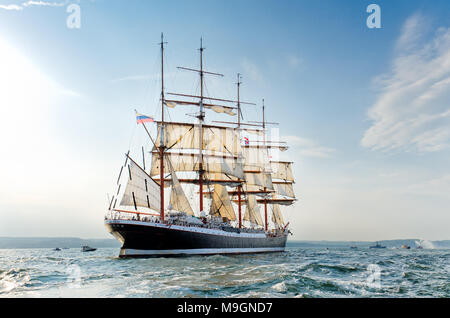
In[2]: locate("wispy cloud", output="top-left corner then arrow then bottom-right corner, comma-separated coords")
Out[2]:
283,135 -> 335,158
287,54 -> 302,69
362,13 -> 450,153
111,72 -> 184,83
0,4 -> 23,10
24,1 -> 66,7
404,174 -> 450,197
111,74 -> 154,83
0,1 -> 66,11
241,58 -> 264,83
378,171 -> 401,178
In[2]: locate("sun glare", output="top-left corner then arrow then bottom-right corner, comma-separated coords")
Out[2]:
0,37 -> 67,200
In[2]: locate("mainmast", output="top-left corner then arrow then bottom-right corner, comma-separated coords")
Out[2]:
171,38 -> 225,216
236,73 -> 242,228
159,33 -> 167,222
262,99 -> 268,231
198,38 -> 205,213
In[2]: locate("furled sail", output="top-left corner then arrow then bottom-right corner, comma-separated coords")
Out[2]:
164,101 -> 236,116
120,157 -> 161,211
209,183 -> 236,221
166,157 -> 194,215
204,105 -> 236,116
243,194 -> 264,226
164,101 -> 177,108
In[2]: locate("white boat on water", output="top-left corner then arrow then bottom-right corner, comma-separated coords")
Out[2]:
82,246 -> 97,252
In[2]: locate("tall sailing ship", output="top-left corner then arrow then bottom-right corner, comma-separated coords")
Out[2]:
105,34 -> 296,257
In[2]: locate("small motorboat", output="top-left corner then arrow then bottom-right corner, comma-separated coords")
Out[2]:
54,247 -> 61,251
369,242 -> 386,249
401,244 -> 410,249
81,246 -> 97,252
350,245 -> 357,249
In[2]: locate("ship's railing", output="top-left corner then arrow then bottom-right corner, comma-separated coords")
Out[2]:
105,211 -> 162,223
105,211 -> 282,235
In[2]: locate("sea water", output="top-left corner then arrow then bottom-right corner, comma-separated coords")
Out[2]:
0,247 -> 448,297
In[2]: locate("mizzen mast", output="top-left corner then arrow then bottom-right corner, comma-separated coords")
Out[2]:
236,73 -> 242,228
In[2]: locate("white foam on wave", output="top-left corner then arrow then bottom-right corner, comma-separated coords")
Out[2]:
272,281 -> 287,292
415,239 -> 435,249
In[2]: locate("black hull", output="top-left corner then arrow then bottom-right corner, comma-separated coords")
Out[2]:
105,220 -> 287,257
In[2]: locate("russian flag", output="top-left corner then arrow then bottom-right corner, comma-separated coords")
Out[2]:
135,111 -> 154,124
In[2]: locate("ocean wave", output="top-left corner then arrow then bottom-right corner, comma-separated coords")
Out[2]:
0,247 -> 448,297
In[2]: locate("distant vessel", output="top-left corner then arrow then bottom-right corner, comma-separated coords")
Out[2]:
54,247 -> 61,251
82,246 -> 97,252
401,244 -> 410,249
369,242 -> 386,249
415,239 -> 434,249
104,34 -> 296,257
350,245 -> 357,249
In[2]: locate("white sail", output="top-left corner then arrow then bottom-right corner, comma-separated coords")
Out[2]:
209,183 -> 236,221
243,184 -> 271,197
264,172 -> 274,190
240,128 -> 264,138
218,158 -> 244,180
244,172 -> 265,188
154,122 -> 242,156
242,146 -> 270,171
120,158 -> 161,211
150,152 -> 244,179
273,182 -> 295,198
243,194 -> 264,226
270,161 -> 294,181
271,203 -> 284,227
244,172 -> 273,190
166,157 -> 194,216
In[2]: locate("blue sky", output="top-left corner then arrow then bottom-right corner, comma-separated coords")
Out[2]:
0,0 -> 449,240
